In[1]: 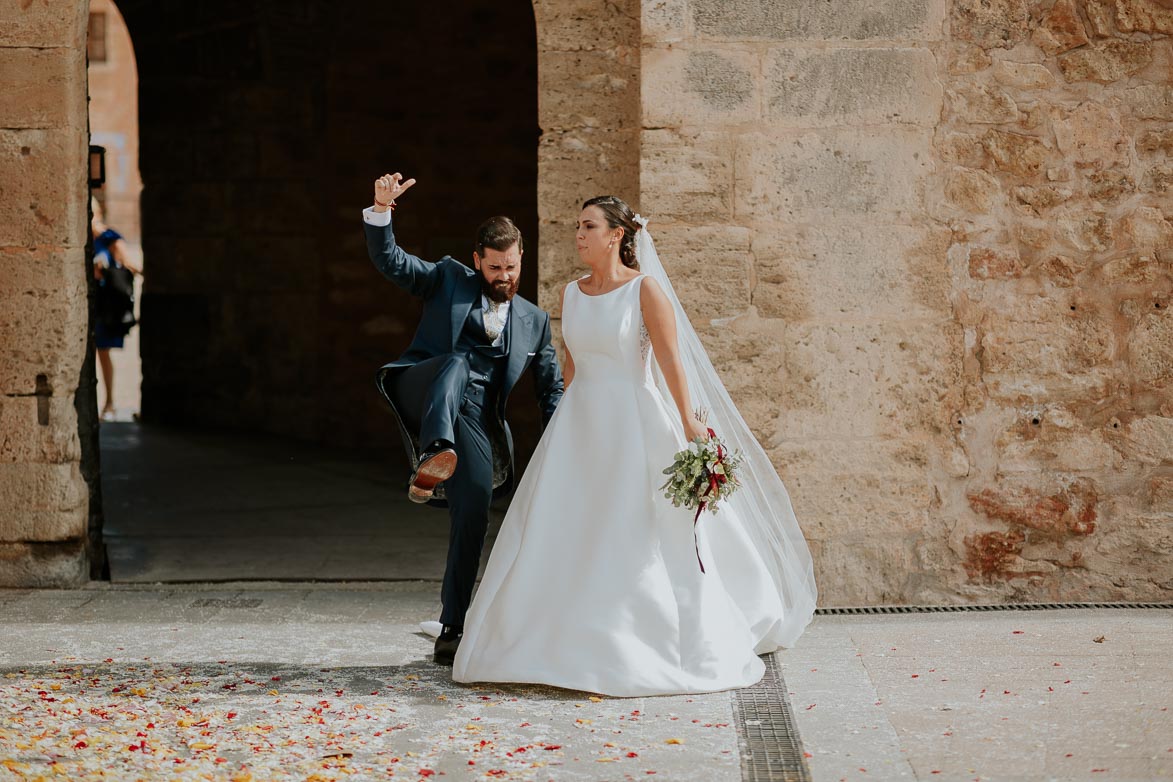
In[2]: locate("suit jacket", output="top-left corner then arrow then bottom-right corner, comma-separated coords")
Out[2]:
365,217 -> 564,501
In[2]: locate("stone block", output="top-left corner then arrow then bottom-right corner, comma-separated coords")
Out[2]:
0,129 -> 88,249
691,0 -> 942,41
0,396 -> 80,464
981,129 -> 1053,178
776,438 -> 936,541
812,536 -> 918,605
734,128 -> 933,222
1107,415 -> 1173,466
950,0 -> 1030,48
645,224 -> 753,321
1121,207 -> 1173,250
966,245 -> 1025,279
750,222 -> 952,321
1031,0 -> 1090,55
643,47 -> 759,127
947,42 -> 992,74
1084,0 -> 1119,36
642,0 -> 690,43
1036,254 -> 1086,286
1053,103 -> 1129,168
1058,40 -> 1152,84
967,477 -> 1100,539
1130,308 -> 1173,386
0,271 -> 87,398
1120,84 -> 1173,121
0,1 -> 85,48
0,462 -> 87,542
537,220 -> 584,315
1113,0 -> 1173,34
1138,129 -> 1173,154
1083,169 -> 1135,201
945,167 -> 1004,213
641,129 -> 735,222
0,542 -> 87,588
992,60 -> 1056,89
1009,185 -> 1071,215
773,320 -> 962,441
537,128 -> 640,223
538,49 -> 639,131
535,0 -> 640,51
937,131 -> 987,168
947,82 -> 1019,124
0,47 -> 85,130
766,47 -> 941,127
979,306 -> 1115,381
1052,206 -> 1114,253
1143,163 -> 1173,195
994,406 -> 1120,473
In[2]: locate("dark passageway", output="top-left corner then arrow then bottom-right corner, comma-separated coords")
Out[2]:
96,2 -> 539,580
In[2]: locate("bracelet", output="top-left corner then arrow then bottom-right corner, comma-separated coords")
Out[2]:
374,198 -> 396,211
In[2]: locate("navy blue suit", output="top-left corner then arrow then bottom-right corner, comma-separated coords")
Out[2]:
365,215 -> 563,626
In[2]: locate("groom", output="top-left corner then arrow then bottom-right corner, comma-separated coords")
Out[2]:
363,172 -> 564,665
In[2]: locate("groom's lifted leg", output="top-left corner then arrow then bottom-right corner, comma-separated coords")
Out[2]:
394,354 -> 470,503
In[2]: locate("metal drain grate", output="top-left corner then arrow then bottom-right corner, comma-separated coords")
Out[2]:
189,598 -> 264,609
734,653 -> 811,782
816,601 -> 1173,615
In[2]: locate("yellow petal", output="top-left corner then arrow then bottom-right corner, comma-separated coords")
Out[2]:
665,738 -> 684,745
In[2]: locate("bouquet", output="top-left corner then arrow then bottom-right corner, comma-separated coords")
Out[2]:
660,409 -> 743,573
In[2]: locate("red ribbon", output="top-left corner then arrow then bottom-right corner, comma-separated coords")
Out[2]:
692,428 -> 720,574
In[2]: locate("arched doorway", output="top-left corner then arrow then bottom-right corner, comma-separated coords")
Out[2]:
94,0 -> 541,580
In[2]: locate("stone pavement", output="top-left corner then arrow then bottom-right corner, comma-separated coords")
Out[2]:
0,585 -> 1168,781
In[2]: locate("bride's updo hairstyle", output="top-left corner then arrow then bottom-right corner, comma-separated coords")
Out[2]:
582,195 -> 640,269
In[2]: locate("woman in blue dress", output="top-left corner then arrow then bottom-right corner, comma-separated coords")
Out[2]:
91,197 -> 142,420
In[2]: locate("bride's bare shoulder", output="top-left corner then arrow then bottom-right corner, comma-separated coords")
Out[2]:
637,274 -> 665,301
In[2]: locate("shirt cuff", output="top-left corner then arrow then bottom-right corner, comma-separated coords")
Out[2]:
362,207 -> 392,227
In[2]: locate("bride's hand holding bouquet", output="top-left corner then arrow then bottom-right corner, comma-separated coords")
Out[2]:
661,408 -> 743,573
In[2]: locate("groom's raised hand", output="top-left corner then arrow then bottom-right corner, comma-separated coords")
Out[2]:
373,172 -> 417,213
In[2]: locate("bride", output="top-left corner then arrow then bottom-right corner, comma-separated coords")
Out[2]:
450,196 -> 817,696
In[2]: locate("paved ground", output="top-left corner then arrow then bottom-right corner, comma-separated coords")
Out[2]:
0,585 -> 1168,782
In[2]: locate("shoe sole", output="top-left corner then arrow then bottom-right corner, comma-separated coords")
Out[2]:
433,652 -> 455,666
409,450 -> 458,503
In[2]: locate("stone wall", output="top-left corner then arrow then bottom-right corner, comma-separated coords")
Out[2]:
534,0 -> 642,312
0,2 -> 91,585
639,0 -> 1171,605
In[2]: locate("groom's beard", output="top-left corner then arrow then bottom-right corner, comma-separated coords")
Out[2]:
481,275 -> 518,303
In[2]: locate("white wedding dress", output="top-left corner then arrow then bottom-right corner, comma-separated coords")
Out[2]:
452,274 -> 808,697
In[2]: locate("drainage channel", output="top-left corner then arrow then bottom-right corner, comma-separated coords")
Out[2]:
816,601 -> 1173,615
734,653 -> 811,782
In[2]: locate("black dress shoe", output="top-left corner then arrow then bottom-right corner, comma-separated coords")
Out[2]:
409,446 -> 458,504
434,624 -> 463,666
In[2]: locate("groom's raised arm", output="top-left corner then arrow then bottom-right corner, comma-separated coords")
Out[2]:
363,171 -> 440,299
531,312 -> 564,428
363,208 -> 441,299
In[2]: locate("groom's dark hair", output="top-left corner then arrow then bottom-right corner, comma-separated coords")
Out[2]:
475,216 -> 523,256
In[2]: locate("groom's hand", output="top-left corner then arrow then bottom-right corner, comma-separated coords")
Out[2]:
373,172 -> 417,213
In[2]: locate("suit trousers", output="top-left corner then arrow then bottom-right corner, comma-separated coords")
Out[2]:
393,354 -> 497,627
